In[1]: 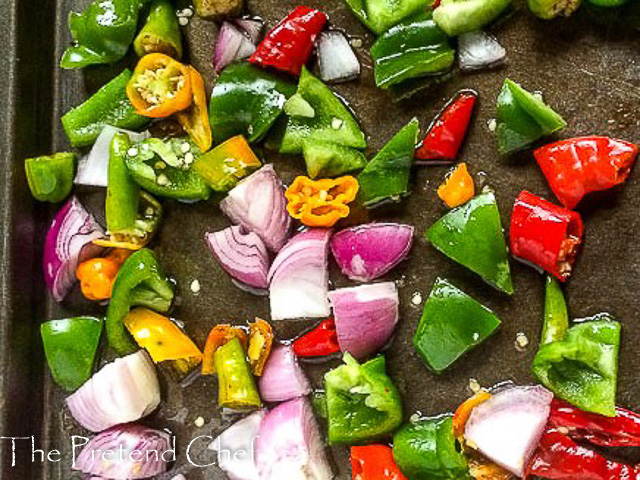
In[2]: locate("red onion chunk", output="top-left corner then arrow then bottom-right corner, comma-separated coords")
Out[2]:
256,398 -> 332,480
205,226 -> 270,290
213,22 -> 257,73
330,223 -> 414,282
259,345 -> 311,402
465,385 -> 553,477
43,197 -> 105,302
458,31 -> 507,72
316,30 -> 361,83
329,282 -> 399,360
209,411 -> 264,480
268,229 -> 331,320
234,18 -> 264,44
221,165 -> 291,253
66,351 -> 161,432
74,424 -> 171,479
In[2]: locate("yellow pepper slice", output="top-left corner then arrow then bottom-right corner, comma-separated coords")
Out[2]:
248,318 -> 274,376
437,163 -> 475,208
176,66 -> 213,152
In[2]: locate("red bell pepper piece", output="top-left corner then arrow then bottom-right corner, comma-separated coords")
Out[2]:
293,317 -> 340,357
415,90 -> 477,163
549,398 -> 640,448
534,136 -> 638,209
249,6 -> 328,76
526,427 -> 640,480
510,190 -> 584,282
350,445 -> 407,480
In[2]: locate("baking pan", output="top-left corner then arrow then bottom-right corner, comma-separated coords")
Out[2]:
0,0 -> 639,478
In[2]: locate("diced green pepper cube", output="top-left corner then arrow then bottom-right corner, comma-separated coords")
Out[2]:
25,153 -> 76,203
302,140 -> 367,179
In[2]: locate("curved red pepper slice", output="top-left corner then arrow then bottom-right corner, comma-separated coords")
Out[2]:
510,191 -> 584,282
534,136 -> 638,209
415,90 -> 477,163
249,6 -> 328,76
350,445 -> 407,480
293,317 -> 340,357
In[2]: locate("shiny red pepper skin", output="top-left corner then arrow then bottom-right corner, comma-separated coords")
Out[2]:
249,6 -> 328,76
350,445 -> 407,480
510,190 -> 584,282
526,428 -> 640,480
293,317 -> 340,357
550,399 -> 640,448
534,136 -> 638,209
415,90 -> 477,163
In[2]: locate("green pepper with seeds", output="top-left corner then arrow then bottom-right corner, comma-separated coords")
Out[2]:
25,153 -> 76,203
134,0 -> 183,58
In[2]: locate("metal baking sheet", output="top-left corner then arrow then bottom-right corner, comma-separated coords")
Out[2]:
0,0 -> 639,478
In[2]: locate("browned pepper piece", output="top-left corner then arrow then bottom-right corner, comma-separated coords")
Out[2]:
194,0 -> 243,19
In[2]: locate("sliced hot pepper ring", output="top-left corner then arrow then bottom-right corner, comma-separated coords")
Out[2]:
202,324 -> 248,375
127,53 -> 193,118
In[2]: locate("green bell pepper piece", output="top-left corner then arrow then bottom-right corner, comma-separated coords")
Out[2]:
427,191 -> 514,294
61,70 -> 150,147
358,118 -> 419,207
587,0 -> 629,6
541,276 -> 569,346
433,0 -> 512,36
393,415 -> 470,480
106,248 -> 175,355
284,94 -> 316,119
209,63 -> 296,144
25,153 -> 76,203
302,140 -> 368,179
343,0 -> 430,34
61,0 -> 147,69
124,137 -> 211,201
324,354 -> 403,445
280,68 -> 367,155
389,71 -> 455,102
532,314 -> 620,417
214,338 -> 262,410
496,78 -> 566,155
41,317 -> 103,391
134,0 -> 182,58
370,14 -> 455,89
414,278 -> 501,373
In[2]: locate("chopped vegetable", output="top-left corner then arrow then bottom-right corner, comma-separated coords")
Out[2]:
123,308 -> 202,363
248,317 -> 274,376
213,21 -> 256,73
43,197 -> 105,302
541,276 -> 569,345
458,31 -> 507,71
343,0 -> 430,34
330,223 -> 414,282
134,0 -> 182,58
415,90 -> 477,163
202,324 -> 248,375
66,350 -> 161,432
210,411 -> 264,480
393,415 -> 469,479
427,191 -> 514,294
453,390 -> 492,437
438,163 -> 475,208
234,17 -> 264,43
176,67 -> 213,152
259,344 -> 311,402
106,248 -> 175,355
324,354 -> 403,444
209,62 -> 296,144
62,70 -> 149,147
302,140 -> 368,179
329,282 -> 399,360
510,190 -> 584,281
532,314 -> 621,417
127,53 -> 193,118
41,317 -> 103,391
73,424 -> 171,478
61,0 -> 144,68
534,136 -> 638,209
220,164 -> 292,252
317,31 -> 361,83
249,6 -> 328,76
293,318 -> 341,358
280,68 -> 367,154
25,153 -> 76,203
194,0 -> 243,18
205,226 -> 270,291
285,176 -> 359,227
358,118 -> 419,207
215,337 -> 261,410
268,228 -> 331,320
587,0 -> 629,5
351,445 -> 407,480
433,0 -> 512,36
495,78 -> 566,155
255,397 -> 333,480
414,278 -> 501,373
370,14 -> 455,89
464,385 -> 553,477
76,250 -> 129,301
528,0 -> 582,18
